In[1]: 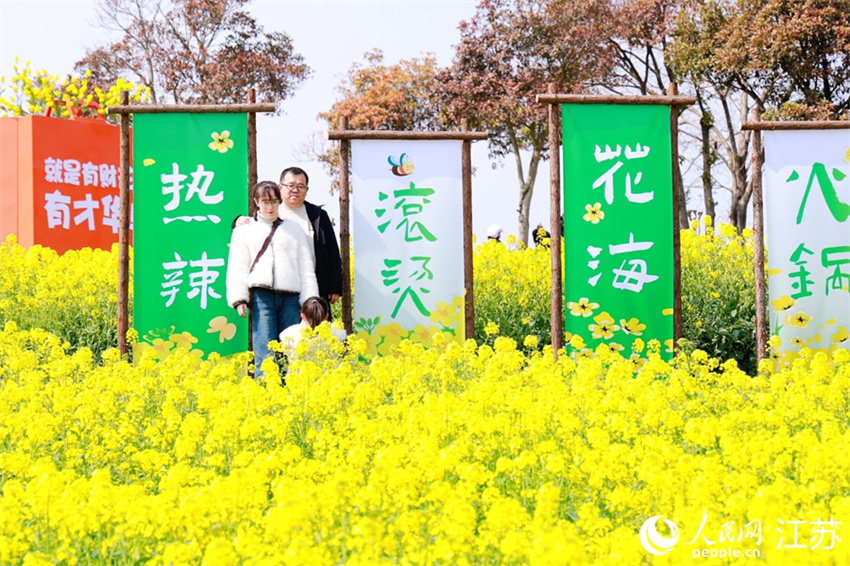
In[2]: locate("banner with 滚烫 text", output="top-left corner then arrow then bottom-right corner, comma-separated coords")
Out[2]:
133,113 -> 248,360
562,104 -> 675,358
763,129 -> 850,364
351,139 -> 465,355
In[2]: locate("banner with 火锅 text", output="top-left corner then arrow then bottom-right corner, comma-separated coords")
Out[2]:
133,113 -> 248,360
562,104 -> 675,358
763,129 -> 850,365
351,139 -> 465,356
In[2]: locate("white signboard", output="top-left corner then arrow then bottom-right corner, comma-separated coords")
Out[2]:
351,140 -> 465,355
763,129 -> 850,363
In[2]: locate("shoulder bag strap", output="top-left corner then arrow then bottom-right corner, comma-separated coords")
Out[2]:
249,218 -> 282,273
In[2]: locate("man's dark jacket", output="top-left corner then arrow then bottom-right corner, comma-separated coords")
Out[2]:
305,201 -> 343,299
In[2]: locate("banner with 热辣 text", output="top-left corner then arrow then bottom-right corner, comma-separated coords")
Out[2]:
133,113 -> 248,360
351,139 -> 465,356
562,104 -> 675,358
763,129 -> 850,365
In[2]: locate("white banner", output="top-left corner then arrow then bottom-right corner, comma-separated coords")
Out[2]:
351,139 -> 465,355
763,129 -> 850,363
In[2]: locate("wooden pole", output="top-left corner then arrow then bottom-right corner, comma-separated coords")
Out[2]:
461,119 -> 475,340
247,89 -> 258,188
548,83 -> 563,358
117,90 -> 131,357
751,108 -> 768,365
107,103 -> 276,114
328,130 -> 488,141
669,83 -> 684,345
536,94 -> 696,106
339,117 -> 353,335
742,121 -> 850,131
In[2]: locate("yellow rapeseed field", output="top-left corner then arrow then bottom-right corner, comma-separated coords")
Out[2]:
1,231 -> 848,565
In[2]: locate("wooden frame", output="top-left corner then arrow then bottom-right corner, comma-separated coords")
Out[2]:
741,118 -> 850,365
107,96 -> 276,356
537,86 -> 696,359
327,124 -> 488,339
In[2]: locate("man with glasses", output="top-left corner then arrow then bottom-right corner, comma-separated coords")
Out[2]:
277,167 -> 343,307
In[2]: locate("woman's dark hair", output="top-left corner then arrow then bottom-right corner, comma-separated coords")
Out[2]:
301,296 -> 331,328
250,180 -> 281,217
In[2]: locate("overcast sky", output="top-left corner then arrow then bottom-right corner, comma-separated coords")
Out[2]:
1,0 -> 557,242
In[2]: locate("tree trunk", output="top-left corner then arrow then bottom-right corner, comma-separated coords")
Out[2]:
513,127 -> 546,247
720,92 -> 752,233
697,93 -> 716,221
676,159 -> 689,229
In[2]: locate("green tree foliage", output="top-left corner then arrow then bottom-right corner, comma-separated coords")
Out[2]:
75,0 -> 310,107
439,0 -> 617,245
669,0 -> 850,232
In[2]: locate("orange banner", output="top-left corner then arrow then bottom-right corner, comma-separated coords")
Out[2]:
0,115 -> 130,254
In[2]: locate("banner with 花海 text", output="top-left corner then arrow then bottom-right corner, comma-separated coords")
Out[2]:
763,129 -> 850,365
351,139 -> 465,356
562,104 -> 675,358
133,113 -> 248,359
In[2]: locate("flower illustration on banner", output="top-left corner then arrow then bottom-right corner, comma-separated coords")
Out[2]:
568,297 -> 598,317
569,334 -> 586,350
429,301 -> 456,327
207,315 -> 237,343
771,295 -> 795,312
170,331 -> 198,350
843,147 -> 850,164
831,326 -> 849,343
208,130 -> 234,153
143,158 -> 156,166
583,202 -> 604,223
377,322 -> 409,355
787,311 -> 813,328
151,338 -> 174,360
620,317 -> 646,336
589,311 -> 619,339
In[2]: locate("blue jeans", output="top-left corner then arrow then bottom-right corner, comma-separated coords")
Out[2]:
251,288 -> 300,377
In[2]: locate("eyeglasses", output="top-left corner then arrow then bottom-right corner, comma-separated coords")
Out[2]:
258,199 -> 281,206
281,183 -> 308,192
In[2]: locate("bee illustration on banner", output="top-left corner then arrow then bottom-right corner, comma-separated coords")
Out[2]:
388,153 -> 414,176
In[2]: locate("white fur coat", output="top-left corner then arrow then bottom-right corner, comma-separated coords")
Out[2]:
226,216 -> 319,307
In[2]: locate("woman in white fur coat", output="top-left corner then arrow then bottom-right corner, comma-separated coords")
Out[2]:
226,180 -> 318,376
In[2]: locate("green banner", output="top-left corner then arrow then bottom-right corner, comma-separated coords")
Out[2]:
133,113 -> 248,360
562,104 -> 674,358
